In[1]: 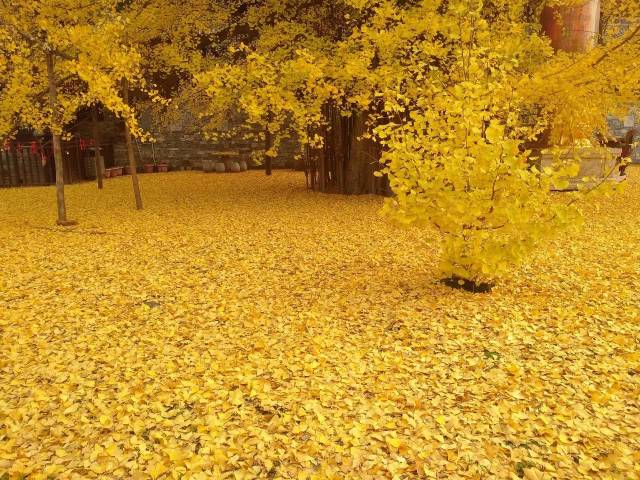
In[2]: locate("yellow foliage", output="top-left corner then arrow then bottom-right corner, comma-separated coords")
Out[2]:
0,0 -> 164,142
0,170 -> 639,478
185,0 -> 640,283
356,0 -> 637,283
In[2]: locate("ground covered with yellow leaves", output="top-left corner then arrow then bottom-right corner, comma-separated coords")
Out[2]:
0,169 -> 639,480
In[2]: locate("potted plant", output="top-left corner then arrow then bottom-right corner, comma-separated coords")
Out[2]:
111,166 -> 123,176
123,165 -> 135,175
143,163 -> 155,173
157,163 -> 169,173
103,168 -> 112,178
215,161 -> 226,173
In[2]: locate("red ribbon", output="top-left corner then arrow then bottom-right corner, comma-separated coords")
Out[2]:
79,138 -> 95,151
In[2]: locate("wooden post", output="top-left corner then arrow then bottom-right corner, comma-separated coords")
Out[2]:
37,145 -> 45,185
91,105 -> 105,189
26,148 -> 33,185
19,146 -> 28,185
75,137 -> 83,183
10,147 -> 19,187
46,51 -> 76,225
122,78 -> 143,210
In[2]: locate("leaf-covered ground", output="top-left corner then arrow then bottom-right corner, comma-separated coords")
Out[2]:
0,169 -> 639,480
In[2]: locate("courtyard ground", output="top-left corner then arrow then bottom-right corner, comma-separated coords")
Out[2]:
0,169 -> 639,479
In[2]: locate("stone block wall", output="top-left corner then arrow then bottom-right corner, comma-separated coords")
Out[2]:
74,109 -> 301,171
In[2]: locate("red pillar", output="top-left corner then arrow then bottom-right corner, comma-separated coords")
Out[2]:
542,0 -> 600,53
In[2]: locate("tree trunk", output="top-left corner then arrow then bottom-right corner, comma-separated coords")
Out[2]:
313,106 -> 387,195
91,104 -> 105,189
344,112 -> 385,195
122,79 -> 143,210
336,108 -> 346,194
46,51 -> 75,226
319,121 -> 327,192
265,115 -> 273,176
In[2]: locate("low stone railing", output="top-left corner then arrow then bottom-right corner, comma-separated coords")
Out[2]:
539,147 -> 625,190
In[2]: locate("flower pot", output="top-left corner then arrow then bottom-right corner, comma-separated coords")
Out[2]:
111,166 -> 123,177
157,163 -> 169,173
143,164 -> 155,173
229,161 -> 241,173
103,168 -> 112,178
202,159 -> 214,172
239,160 -> 248,171
123,165 -> 135,175
215,162 -> 226,173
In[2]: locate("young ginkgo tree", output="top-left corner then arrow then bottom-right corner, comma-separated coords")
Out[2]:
0,0 -> 149,223
354,0 -> 639,286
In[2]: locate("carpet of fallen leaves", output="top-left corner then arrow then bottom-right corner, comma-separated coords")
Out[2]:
0,169 -> 639,480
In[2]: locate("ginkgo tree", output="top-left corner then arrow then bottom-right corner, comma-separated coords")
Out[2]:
0,0 -> 151,223
345,0 -> 639,287
341,0 -> 581,286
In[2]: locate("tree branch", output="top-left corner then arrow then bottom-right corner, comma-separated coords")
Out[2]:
592,23 -> 640,67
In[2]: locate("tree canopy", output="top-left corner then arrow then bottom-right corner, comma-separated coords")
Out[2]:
0,0 -> 152,140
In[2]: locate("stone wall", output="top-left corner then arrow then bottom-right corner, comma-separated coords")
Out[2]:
74,109 -> 300,171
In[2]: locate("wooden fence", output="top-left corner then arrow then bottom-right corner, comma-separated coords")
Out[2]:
0,139 -> 93,188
